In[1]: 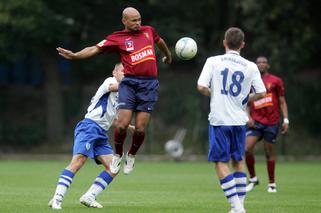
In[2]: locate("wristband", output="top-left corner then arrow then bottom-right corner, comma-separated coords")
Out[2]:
283,118 -> 289,124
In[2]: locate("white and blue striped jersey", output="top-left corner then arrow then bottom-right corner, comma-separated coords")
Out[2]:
84,77 -> 118,131
197,50 -> 266,126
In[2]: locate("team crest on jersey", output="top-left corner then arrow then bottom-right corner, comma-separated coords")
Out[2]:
125,39 -> 134,51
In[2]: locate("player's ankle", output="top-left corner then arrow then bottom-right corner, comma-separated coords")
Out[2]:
249,176 -> 258,182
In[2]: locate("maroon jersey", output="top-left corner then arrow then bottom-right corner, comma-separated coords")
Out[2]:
96,25 -> 161,77
250,73 -> 285,125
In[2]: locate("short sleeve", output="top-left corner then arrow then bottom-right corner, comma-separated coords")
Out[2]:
96,34 -> 118,53
251,64 -> 266,94
101,77 -> 117,93
149,26 -> 161,43
197,58 -> 213,88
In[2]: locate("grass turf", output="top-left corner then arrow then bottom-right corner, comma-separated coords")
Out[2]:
0,160 -> 320,212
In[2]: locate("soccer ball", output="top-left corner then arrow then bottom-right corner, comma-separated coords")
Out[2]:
175,37 -> 197,60
165,140 -> 184,159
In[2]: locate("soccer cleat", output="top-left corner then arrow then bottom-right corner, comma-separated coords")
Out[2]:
48,198 -> 62,210
123,152 -> 135,175
110,154 -> 123,174
228,208 -> 246,213
267,183 -> 277,193
246,177 -> 259,192
80,195 -> 103,208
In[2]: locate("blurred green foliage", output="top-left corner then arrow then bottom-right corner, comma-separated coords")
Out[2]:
0,0 -> 320,152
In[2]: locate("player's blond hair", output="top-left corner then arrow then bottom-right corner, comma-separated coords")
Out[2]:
114,62 -> 123,70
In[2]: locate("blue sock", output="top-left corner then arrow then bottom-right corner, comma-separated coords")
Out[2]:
234,172 -> 247,204
220,174 -> 242,210
94,170 -> 113,190
86,171 -> 113,197
54,169 -> 75,199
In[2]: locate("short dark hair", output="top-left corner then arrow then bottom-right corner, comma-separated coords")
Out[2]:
224,27 -> 244,50
256,56 -> 268,62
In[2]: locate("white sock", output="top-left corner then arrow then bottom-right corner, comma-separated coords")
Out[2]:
234,172 -> 247,206
220,174 -> 242,210
53,169 -> 74,200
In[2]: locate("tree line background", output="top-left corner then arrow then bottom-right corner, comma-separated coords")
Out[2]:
0,0 -> 320,156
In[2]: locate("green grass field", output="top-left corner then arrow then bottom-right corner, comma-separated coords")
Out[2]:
0,160 -> 320,213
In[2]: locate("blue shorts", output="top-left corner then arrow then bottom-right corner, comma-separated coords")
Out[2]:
246,121 -> 279,144
208,125 -> 246,163
73,119 -> 113,163
118,75 -> 159,112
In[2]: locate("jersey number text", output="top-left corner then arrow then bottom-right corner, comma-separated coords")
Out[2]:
220,68 -> 244,97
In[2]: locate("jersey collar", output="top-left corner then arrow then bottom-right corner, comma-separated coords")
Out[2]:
226,50 -> 240,55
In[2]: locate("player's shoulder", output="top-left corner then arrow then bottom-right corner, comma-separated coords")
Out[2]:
206,55 -> 221,63
247,60 -> 259,70
267,73 -> 283,83
103,77 -> 117,85
141,25 -> 154,30
141,25 -> 159,34
107,29 -> 127,37
233,55 -> 255,68
234,56 -> 258,72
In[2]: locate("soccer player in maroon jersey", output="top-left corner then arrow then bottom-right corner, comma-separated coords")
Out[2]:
245,56 -> 289,193
56,7 -> 171,175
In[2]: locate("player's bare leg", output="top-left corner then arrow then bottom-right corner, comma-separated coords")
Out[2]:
80,155 -> 117,208
111,109 -> 133,174
264,141 -> 277,193
245,136 -> 259,192
49,155 -> 87,209
124,111 -> 150,174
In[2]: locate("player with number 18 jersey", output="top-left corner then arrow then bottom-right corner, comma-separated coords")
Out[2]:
198,50 -> 266,126
197,27 -> 267,213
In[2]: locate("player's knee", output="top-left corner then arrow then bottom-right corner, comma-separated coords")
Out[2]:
115,119 -> 130,131
116,124 -> 128,134
265,152 -> 273,160
133,123 -> 147,133
245,149 -> 253,155
134,129 -> 145,137
119,126 -> 127,133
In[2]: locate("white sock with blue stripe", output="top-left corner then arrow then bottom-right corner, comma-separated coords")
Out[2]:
85,171 -> 113,198
220,174 -> 242,210
53,169 -> 74,200
234,172 -> 247,205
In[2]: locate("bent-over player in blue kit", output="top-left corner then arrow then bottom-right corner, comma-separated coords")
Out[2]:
48,63 -> 132,210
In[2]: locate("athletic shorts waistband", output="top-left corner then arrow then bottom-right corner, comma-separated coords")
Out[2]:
124,74 -> 157,80
82,118 -> 106,132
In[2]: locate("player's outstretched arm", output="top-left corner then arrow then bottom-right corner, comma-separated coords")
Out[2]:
156,38 -> 172,64
56,46 -> 101,60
